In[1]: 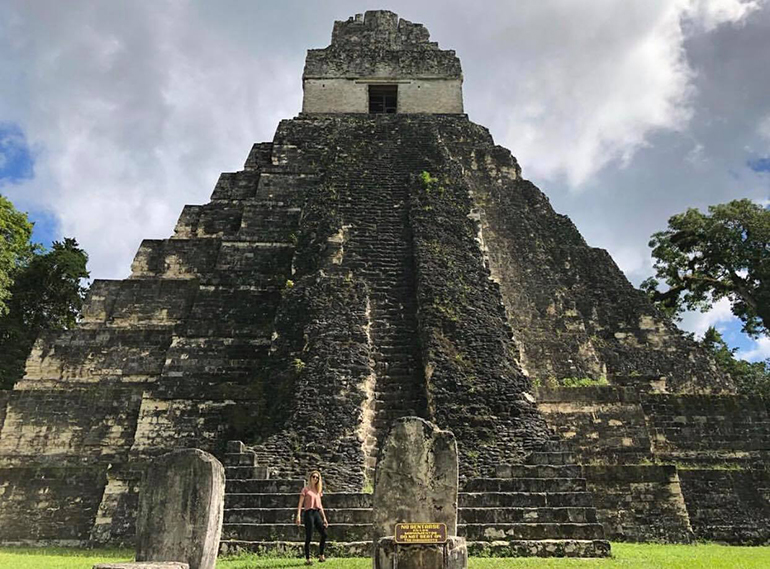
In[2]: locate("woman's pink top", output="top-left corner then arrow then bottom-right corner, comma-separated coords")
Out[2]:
301,486 -> 323,510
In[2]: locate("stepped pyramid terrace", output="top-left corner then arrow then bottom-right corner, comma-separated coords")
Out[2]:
0,10 -> 768,557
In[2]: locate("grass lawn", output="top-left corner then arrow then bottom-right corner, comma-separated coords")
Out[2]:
2,543 -> 770,569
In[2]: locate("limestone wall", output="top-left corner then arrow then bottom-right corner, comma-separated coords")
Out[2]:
678,468 -> 770,544
302,80 -> 368,114
643,394 -> 770,464
302,79 -> 463,114
19,330 -> 173,389
583,465 -> 692,543
536,386 -> 770,543
0,392 -> 8,432
0,466 -> 106,544
535,387 -> 651,464
89,465 -> 143,544
80,279 -> 199,329
130,238 -> 222,279
130,396 -> 262,456
0,388 -> 143,467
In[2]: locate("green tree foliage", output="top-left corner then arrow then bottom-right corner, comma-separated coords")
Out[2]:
642,199 -> 769,337
700,327 -> 770,397
0,200 -> 89,390
0,195 -> 35,316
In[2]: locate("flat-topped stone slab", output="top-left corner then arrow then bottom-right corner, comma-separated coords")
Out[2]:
93,561 -> 190,569
136,449 -> 224,569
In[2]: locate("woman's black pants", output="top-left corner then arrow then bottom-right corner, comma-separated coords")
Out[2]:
303,508 -> 327,559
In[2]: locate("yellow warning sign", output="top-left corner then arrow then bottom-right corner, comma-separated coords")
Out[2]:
394,522 -> 448,544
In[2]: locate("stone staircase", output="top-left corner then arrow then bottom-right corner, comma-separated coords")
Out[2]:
332,124 -> 432,479
218,442 -> 610,557
462,448 -> 609,556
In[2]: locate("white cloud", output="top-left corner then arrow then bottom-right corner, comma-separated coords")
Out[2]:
678,299 -> 770,362
685,0 -> 763,31
758,114 -> 770,142
463,0 -> 767,187
738,336 -> 770,361
0,0 -> 300,279
678,297 -> 737,337
608,245 -> 651,281
685,142 -> 707,166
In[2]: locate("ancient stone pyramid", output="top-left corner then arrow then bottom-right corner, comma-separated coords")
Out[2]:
1,10 -> 767,554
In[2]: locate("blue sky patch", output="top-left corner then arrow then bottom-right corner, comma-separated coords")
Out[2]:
747,157 -> 770,173
29,209 -> 60,249
721,319 -> 755,352
0,122 -> 34,185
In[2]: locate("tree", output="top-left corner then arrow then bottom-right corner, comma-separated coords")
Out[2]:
0,195 -> 35,316
642,199 -> 770,337
0,216 -> 89,389
700,327 -> 770,398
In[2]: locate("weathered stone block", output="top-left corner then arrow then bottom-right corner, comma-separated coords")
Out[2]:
160,337 -> 269,384
130,239 -> 221,279
0,392 -> 9,433
0,466 -> 107,542
90,465 -> 144,545
643,394 -> 770,463
183,286 -> 280,338
214,242 -> 294,284
173,203 -> 243,239
130,396 -> 262,456
243,142 -> 273,170
582,464 -> 692,543
253,172 -> 314,204
238,205 -> 300,243
0,388 -> 142,463
678,468 -> 770,544
21,329 -> 173,386
535,388 -> 651,464
82,279 -> 198,328
136,449 -> 224,569
375,536 -> 467,569
210,171 -> 259,201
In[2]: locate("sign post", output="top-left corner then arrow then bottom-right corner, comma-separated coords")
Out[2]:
395,523 -> 448,544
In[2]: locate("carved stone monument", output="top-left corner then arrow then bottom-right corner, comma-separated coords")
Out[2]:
373,417 -> 467,569
135,449 -> 225,569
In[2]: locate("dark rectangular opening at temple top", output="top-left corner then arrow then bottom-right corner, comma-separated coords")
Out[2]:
369,85 -> 398,114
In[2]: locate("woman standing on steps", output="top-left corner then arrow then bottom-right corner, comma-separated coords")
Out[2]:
296,470 -> 328,564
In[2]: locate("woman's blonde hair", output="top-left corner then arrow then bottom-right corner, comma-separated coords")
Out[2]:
308,470 -> 323,494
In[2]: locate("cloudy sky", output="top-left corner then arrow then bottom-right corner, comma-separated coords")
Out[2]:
1,0 -> 768,359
